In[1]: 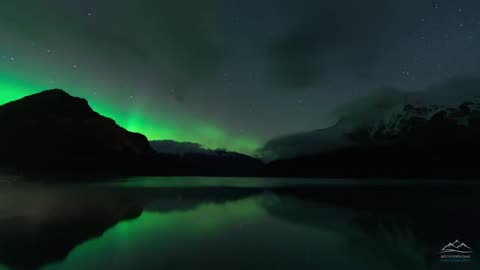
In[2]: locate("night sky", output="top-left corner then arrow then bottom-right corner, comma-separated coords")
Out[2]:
1,0 -> 480,154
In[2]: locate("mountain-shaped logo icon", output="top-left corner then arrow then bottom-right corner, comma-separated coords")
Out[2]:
440,240 -> 473,254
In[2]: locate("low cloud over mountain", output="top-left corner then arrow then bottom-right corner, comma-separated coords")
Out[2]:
261,77 -> 480,160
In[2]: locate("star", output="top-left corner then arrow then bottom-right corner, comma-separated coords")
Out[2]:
1,0 -> 480,156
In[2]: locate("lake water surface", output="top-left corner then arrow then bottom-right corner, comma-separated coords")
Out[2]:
0,177 -> 478,270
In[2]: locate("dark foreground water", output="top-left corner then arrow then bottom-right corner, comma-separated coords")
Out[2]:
0,177 -> 479,270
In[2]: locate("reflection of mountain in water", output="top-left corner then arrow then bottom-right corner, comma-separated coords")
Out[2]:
0,186 -> 145,270
0,181 -> 479,270
0,184 -> 257,270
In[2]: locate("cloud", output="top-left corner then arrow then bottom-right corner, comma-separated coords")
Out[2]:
0,0 -> 224,97
260,77 -> 480,159
331,88 -> 405,122
418,77 -> 480,104
263,0 -> 393,89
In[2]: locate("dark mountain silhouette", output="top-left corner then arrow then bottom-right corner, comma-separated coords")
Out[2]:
9,88 -> 480,178
150,140 -> 211,155
0,89 -> 158,175
0,89 -> 262,176
150,140 -> 264,176
264,101 -> 480,178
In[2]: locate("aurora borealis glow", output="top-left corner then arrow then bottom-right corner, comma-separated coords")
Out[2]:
0,72 -> 260,154
2,0 -> 480,155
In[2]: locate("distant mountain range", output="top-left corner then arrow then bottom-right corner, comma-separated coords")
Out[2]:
149,140 -> 263,176
262,78 -> 480,161
2,85 -> 480,178
150,140 -> 211,155
0,90 -> 261,177
263,98 -> 480,177
150,140 -> 255,158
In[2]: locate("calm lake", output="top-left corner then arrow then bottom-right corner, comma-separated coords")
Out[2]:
0,177 -> 479,270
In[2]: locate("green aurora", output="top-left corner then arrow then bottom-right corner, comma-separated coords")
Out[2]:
0,72 -> 260,155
